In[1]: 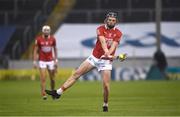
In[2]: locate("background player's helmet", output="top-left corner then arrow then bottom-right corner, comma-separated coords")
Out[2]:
42,25 -> 51,36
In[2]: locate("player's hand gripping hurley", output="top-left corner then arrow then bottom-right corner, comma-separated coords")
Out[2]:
100,53 -> 127,61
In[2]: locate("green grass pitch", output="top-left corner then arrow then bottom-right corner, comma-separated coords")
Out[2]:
0,80 -> 180,116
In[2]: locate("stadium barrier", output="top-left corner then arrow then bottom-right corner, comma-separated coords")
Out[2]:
1,67 -> 179,81
0,68 -> 73,80
167,67 -> 180,80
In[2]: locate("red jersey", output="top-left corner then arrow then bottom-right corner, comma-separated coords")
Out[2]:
92,25 -> 122,58
35,35 -> 56,61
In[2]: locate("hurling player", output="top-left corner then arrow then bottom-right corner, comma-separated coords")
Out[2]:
46,12 -> 122,111
33,25 -> 58,100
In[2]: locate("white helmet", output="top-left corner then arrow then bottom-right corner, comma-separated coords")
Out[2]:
42,25 -> 51,34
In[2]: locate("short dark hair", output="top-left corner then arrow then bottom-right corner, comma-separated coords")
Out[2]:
106,12 -> 118,19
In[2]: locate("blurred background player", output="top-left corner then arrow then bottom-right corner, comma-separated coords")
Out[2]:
45,12 -> 122,112
33,25 -> 58,100
153,49 -> 168,78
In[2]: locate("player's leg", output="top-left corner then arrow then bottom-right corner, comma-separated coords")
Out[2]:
38,61 -> 48,100
45,60 -> 94,98
47,61 -> 56,91
101,70 -> 111,112
59,60 -> 94,92
39,68 -> 47,99
97,59 -> 112,111
47,69 -> 56,99
47,69 -> 55,90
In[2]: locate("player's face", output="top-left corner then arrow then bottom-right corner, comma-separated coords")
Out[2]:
106,17 -> 117,29
43,29 -> 50,36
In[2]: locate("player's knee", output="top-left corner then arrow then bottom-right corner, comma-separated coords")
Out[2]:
103,82 -> 109,89
50,73 -> 55,77
50,78 -> 55,82
41,78 -> 46,83
50,73 -> 55,79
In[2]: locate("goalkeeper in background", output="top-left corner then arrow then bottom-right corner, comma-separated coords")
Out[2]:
46,12 -> 123,112
33,25 -> 58,100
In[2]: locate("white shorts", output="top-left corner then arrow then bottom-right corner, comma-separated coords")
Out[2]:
86,55 -> 112,71
39,60 -> 55,70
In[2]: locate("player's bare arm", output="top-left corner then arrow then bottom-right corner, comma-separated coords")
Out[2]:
33,41 -> 38,68
53,45 -> 58,64
53,45 -> 58,72
54,46 -> 58,61
108,41 -> 118,55
99,36 -> 110,57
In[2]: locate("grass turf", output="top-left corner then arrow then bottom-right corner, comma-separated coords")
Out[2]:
0,80 -> 180,116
